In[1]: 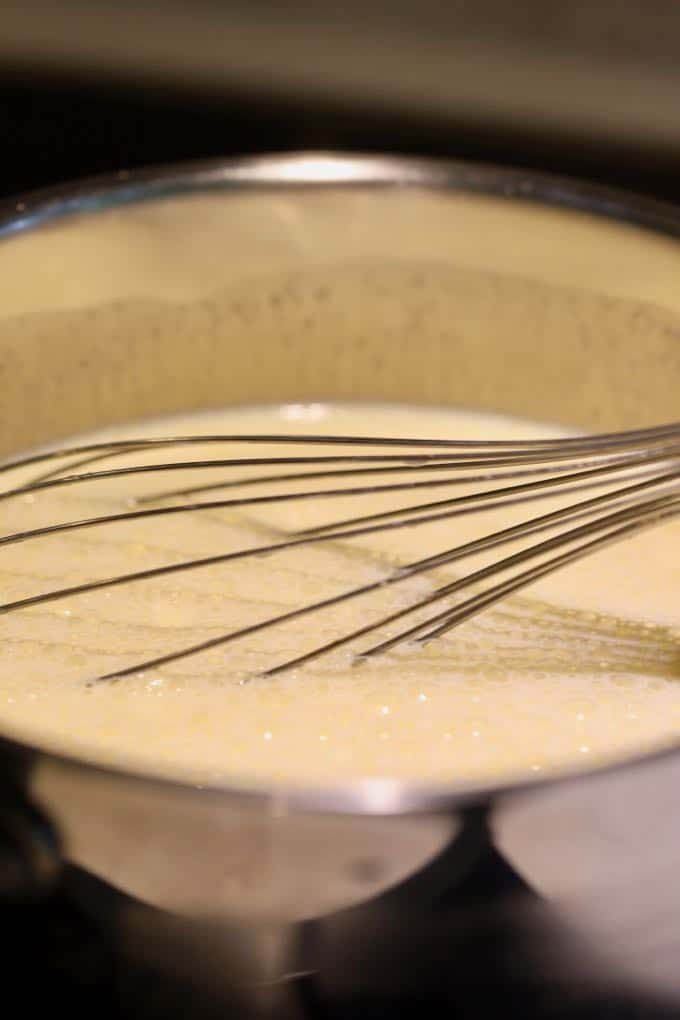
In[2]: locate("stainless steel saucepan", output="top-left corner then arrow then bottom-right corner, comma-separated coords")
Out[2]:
1,154 -> 680,1012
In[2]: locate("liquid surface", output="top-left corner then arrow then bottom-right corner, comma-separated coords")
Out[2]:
1,401 -> 679,788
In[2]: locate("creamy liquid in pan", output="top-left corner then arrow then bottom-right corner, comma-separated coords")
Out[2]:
0,401 -> 679,786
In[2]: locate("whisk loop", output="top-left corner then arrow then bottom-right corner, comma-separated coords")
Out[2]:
1,422 -> 678,683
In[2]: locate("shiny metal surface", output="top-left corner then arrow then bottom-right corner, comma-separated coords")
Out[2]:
3,421 -> 679,684
1,154 -> 680,1000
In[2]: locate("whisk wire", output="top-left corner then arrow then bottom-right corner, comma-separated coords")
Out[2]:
357,494 -> 680,662
1,422 -> 678,683
99,480 -> 680,683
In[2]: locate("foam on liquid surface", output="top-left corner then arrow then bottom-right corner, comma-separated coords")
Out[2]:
1,401 -> 679,787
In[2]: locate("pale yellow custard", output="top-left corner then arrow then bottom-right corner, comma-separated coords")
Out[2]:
0,400 -> 679,787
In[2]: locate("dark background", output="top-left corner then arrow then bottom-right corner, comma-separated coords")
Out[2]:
2,68 -> 680,205
2,0 -> 680,204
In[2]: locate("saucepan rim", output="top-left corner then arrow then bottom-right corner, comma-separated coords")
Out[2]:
1,150 -> 679,816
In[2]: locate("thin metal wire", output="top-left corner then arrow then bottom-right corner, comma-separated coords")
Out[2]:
133,448 -> 676,504
94,470 -> 680,683
2,419 -> 680,479
290,447 -> 680,536
96,490 -> 680,684
2,445 -> 678,552
356,495 -> 680,662
4,441 -> 679,505
1,423 -> 678,683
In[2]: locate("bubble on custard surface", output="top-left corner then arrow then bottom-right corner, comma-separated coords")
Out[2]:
233,670 -> 256,687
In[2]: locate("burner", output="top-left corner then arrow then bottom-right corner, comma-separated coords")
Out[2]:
4,812 -> 680,1019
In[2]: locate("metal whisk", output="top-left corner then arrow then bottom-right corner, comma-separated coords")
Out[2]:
1,420 -> 679,683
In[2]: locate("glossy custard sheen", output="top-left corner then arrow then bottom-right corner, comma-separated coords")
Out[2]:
1,402 -> 679,787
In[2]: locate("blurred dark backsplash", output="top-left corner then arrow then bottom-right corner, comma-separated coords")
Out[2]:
1,0 -> 680,201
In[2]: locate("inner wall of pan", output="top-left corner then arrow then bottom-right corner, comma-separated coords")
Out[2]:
1,182 -> 679,455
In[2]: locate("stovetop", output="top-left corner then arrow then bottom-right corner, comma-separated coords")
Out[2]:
5,849 -> 680,1019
